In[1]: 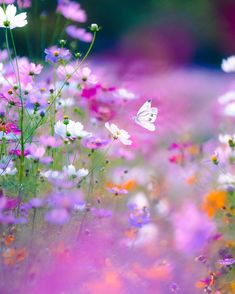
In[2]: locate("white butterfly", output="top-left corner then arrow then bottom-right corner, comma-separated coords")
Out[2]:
134,100 -> 158,131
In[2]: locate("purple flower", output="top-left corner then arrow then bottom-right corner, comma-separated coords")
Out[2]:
92,208 -> 112,219
66,25 -> 92,42
128,204 -> 150,228
82,136 -> 110,150
45,208 -> 70,225
45,47 -> 71,64
218,258 -> 235,266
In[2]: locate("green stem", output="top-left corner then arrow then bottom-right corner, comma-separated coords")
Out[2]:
8,29 -> 25,186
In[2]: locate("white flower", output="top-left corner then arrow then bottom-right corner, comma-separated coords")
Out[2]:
221,56 -> 235,73
56,98 -> 75,109
218,172 -> 235,189
0,166 -> 17,176
218,134 -> 235,144
0,4 -> 27,29
224,102 -> 235,116
105,122 -> 132,145
128,192 -> 149,209
114,88 -> 137,100
41,170 -> 64,180
218,91 -> 235,104
54,119 -> 91,140
63,165 -> 89,178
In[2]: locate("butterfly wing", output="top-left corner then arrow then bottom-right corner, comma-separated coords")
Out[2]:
137,100 -> 152,116
135,118 -> 156,131
135,100 -> 158,131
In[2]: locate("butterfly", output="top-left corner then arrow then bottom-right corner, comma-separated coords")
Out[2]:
134,100 -> 158,131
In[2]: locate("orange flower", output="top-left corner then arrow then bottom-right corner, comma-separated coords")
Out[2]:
106,179 -> 136,191
203,190 -> 227,218
5,235 -> 15,246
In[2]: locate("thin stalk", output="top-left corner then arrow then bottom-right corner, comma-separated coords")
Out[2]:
8,29 -> 25,189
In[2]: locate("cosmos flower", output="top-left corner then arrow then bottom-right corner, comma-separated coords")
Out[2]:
0,4 -> 27,29
0,0 -> 15,4
221,56 -> 235,73
203,190 -> 227,218
17,0 -> 32,9
45,208 -> 70,225
45,46 -> 71,64
63,165 -> 89,178
78,67 -> 97,84
105,122 -> 132,145
66,25 -> 92,42
218,258 -> 235,266
82,136 -> 110,150
128,204 -> 151,228
114,88 -> 137,100
20,62 -> 43,76
54,119 -> 91,140
57,0 -> 86,22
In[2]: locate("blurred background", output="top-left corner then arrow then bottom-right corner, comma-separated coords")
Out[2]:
2,0 -> 235,68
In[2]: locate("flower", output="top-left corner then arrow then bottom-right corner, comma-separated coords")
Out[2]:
45,46 -> 71,64
82,136 -> 110,150
105,122 -> 132,145
66,25 -> 92,42
90,23 -> 100,32
203,190 -> 227,218
57,0 -> 86,22
45,208 -> 70,225
218,173 -> 235,190
78,67 -> 97,84
54,119 -> 91,141
63,165 -> 88,178
128,204 -> 151,228
20,62 -> 43,76
218,258 -> 235,266
0,4 -> 27,29
114,88 -> 137,100
221,56 -> 235,73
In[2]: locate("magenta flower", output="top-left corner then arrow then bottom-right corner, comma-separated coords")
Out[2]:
10,149 -> 30,157
66,25 -> 92,42
0,196 -> 20,211
57,1 -> 86,22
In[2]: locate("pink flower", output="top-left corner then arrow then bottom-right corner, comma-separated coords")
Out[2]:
17,0 -> 32,8
27,143 -> 46,160
20,62 -> 43,76
66,25 -> 92,42
0,0 -> 15,4
57,1 -> 86,22
39,135 -> 62,148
